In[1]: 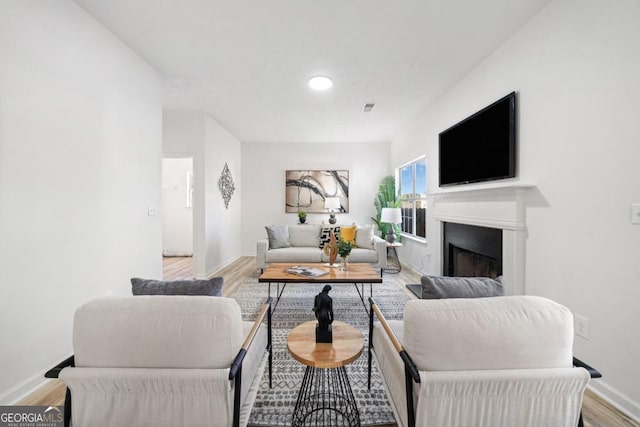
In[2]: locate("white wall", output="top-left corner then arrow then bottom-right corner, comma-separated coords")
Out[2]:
204,117 -> 243,274
241,142 -> 390,255
162,158 -> 193,256
391,0 -> 640,418
163,112 -> 242,277
0,1 -> 162,402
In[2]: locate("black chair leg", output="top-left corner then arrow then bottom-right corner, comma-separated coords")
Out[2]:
64,387 -> 71,427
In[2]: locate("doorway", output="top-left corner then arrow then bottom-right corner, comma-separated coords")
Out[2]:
162,157 -> 194,278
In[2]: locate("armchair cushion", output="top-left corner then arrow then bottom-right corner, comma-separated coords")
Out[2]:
403,296 -> 574,371
420,275 -> 504,299
131,277 -> 223,296
73,296 -> 243,369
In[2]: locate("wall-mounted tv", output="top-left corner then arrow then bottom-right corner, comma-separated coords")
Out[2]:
439,92 -> 516,187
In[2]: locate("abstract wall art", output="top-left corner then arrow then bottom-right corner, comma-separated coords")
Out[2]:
285,170 -> 349,213
218,162 -> 235,209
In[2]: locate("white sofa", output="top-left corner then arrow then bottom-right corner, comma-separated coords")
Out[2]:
256,224 -> 387,271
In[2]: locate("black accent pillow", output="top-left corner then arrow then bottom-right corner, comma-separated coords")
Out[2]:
131,277 -> 223,296
319,226 -> 341,248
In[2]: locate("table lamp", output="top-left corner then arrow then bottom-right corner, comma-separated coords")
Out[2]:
380,207 -> 402,243
324,197 -> 341,224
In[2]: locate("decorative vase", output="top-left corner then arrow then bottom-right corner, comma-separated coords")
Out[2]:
329,249 -> 337,265
299,217 -> 306,224
328,230 -> 338,265
341,256 -> 349,271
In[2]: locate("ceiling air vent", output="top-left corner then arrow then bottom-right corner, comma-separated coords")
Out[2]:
363,103 -> 375,112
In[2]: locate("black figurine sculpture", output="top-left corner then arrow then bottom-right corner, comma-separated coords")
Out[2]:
313,285 -> 334,343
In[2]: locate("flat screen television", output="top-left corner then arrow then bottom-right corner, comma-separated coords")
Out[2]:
439,91 -> 516,187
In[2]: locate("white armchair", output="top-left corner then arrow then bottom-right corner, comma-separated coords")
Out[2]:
46,296 -> 272,427
367,296 -> 600,427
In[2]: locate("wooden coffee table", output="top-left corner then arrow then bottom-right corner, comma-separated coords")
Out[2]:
258,263 -> 383,313
287,320 -> 363,426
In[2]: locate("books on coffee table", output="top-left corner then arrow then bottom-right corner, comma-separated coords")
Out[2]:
285,265 -> 329,278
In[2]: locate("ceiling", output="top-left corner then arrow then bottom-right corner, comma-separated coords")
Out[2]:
73,0 -> 551,143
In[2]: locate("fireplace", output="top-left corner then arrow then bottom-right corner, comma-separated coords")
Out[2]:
443,222 -> 502,278
451,245 -> 499,278
432,185 -> 531,295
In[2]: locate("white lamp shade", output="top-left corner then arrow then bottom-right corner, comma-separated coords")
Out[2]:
324,197 -> 341,210
381,207 -> 402,224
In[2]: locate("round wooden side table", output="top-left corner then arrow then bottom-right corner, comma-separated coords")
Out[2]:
287,320 -> 364,427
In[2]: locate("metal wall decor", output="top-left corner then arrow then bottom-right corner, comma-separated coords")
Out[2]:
218,162 -> 235,209
285,170 -> 349,213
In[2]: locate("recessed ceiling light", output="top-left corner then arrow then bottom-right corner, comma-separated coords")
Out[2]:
308,75 -> 333,91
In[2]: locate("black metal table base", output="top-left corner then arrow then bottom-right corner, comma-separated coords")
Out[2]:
383,246 -> 401,274
292,366 -> 360,427
268,282 -> 288,312
268,282 -> 373,314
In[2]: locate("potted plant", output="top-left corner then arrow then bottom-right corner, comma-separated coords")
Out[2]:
371,175 -> 403,241
337,238 -> 352,271
298,210 -> 307,224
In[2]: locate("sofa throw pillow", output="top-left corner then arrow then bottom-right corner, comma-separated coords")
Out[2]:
131,277 -> 224,296
355,224 -> 375,249
265,225 -> 291,249
340,225 -> 357,244
421,275 -> 504,299
319,226 -> 341,248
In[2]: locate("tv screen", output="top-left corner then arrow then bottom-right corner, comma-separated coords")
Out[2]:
439,92 -> 516,187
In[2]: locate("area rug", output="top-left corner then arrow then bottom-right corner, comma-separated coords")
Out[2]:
230,276 -> 410,426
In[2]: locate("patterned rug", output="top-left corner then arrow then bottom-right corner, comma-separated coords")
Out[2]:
230,276 -> 410,426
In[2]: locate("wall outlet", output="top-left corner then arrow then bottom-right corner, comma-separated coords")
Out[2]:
574,314 -> 590,340
148,206 -> 157,216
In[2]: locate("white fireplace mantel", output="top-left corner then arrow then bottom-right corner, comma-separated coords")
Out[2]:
430,185 -> 534,295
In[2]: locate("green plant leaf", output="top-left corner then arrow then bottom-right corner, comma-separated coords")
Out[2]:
372,175 -> 403,237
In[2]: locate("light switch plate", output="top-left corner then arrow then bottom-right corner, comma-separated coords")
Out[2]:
632,204 -> 640,224
574,314 -> 590,340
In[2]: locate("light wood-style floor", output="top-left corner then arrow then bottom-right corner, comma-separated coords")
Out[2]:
20,256 -> 639,427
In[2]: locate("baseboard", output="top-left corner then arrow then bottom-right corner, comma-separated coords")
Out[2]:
203,255 -> 241,279
0,370 -> 50,405
588,380 -> 640,423
162,251 -> 193,257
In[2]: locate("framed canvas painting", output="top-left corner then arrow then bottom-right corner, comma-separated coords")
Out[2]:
285,170 -> 349,213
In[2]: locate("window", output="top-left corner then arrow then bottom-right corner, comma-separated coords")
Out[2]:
399,157 -> 427,239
